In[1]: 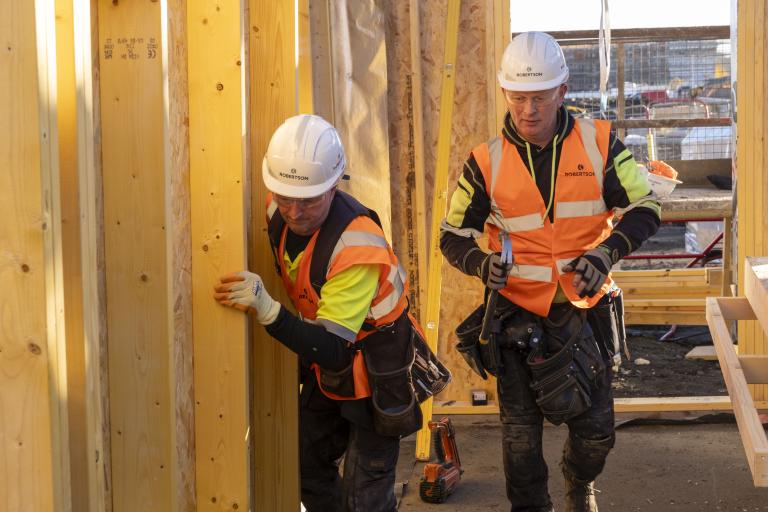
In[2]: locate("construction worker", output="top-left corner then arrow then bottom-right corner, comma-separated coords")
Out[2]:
441,32 -> 660,511
214,114 -> 425,512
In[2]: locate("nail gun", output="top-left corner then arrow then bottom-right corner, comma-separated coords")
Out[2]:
419,417 -> 463,503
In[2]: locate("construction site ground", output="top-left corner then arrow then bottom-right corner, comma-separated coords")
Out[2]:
396,223 -> 768,510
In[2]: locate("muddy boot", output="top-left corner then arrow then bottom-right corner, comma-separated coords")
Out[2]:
563,471 -> 598,512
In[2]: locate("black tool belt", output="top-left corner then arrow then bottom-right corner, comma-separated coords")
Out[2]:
356,311 -> 451,438
526,304 -> 606,425
455,295 -> 540,379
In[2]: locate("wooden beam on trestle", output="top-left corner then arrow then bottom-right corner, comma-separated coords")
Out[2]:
186,1 -> 250,509
248,1 -> 301,510
1,0 -> 71,510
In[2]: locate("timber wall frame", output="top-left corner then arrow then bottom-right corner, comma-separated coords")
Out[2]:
2,1 -> 301,511
706,258 -> 768,487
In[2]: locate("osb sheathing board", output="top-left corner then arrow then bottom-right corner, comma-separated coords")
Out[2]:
737,0 -> 768,401
0,1 -> 60,510
97,2 -> 173,509
414,0 -> 499,402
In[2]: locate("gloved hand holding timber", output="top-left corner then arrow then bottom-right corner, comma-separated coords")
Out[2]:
479,252 -> 512,289
214,271 -> 281,325
562,246 -> 614,298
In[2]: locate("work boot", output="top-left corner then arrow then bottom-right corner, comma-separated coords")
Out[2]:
563,473 -> 598,512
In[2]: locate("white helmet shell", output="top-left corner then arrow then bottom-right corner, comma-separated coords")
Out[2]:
262,114 -> 347,198
498,32 -> 569,92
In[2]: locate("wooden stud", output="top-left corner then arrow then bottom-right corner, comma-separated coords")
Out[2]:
161,2 -> 196,510
186,1 -> 252,510
55,0 -> 89,509
0,1 -> 69,510
97,1 -> 173,509
298,0 -> 313,114
406,0 -> 429,320
416,0 -> 462,462
73,0 -> 112,507
248,1 -> 301,509
433,396 -> 768,415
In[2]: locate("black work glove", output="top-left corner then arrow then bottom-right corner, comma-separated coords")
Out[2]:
478,252 -> 512,290
561,245 -> 614,298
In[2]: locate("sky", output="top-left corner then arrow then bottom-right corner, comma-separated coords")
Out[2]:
510,0 -> 732,32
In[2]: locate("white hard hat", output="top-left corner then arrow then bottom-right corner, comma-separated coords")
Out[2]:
498,32 -> 569,91
262,114 -> 347,198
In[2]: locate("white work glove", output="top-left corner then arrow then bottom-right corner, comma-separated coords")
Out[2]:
561,246 -> 614,298
214,271 -> 281,325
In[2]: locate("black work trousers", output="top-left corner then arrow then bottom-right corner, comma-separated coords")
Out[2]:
299,378 -> 400,512
495,308 -> 616,512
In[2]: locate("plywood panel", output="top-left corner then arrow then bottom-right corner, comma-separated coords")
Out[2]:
187,1 -> 250,510
1,1 -> 62,510
248,1 -> 301,510
97,1 -> 171,509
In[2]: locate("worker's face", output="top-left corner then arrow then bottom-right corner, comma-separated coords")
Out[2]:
274,187 -> 336,236
503,84 -> 567,146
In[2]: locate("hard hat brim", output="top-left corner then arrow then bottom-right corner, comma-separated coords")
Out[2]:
262,157 -> 342,198
497,70 -> 568,92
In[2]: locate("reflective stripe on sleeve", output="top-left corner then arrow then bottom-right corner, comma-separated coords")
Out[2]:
369,263 -> 406,319
440,219 -> 483,239
329,230 -> 388,265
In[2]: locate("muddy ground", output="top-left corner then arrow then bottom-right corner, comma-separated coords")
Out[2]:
397,416 -> 768,511
395,224 -> 768,510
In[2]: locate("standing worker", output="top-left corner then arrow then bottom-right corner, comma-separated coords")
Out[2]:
214,115 -> 446,511
442,32 -> 660,511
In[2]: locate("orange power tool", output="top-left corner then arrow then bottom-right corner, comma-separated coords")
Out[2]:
419,417 -> 463,503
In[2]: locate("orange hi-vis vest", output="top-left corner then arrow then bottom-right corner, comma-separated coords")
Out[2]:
473,118 -> 614,317
266,191 -> 410,400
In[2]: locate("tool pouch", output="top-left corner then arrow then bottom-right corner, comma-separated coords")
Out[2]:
317,361 -> 356,399
455,304 -> 497,378
526,309 -> 605,425
363,312 -> 450,437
